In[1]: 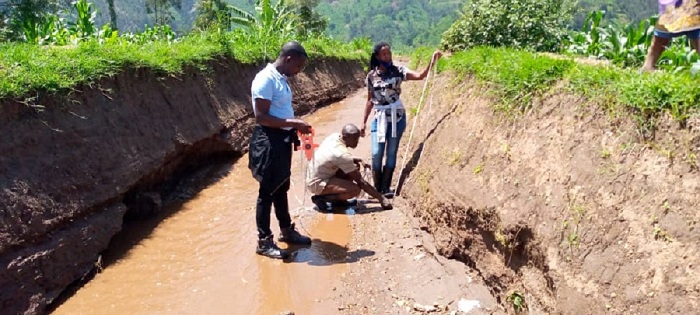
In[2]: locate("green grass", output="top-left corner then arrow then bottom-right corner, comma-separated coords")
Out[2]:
408,46 -> 435,69
412,46 -> 700,122
0,31 -> 369,100
445,47 -> 573,112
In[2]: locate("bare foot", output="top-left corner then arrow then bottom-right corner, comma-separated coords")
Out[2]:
640,65 -> 656,73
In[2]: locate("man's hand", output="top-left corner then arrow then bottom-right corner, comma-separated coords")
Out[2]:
353,157 -> 371,170
292,119 -> 312,134
346,169 -> 391,210
254,99 -> 313,132
355,162 -> 371,171
360,123 -> 367,137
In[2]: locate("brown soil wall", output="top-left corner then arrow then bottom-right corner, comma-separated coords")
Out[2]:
0,57 -> 365,314
399,74 -> 700,314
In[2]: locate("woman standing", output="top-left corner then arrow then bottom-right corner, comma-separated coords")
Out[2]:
360,42 -> 442,197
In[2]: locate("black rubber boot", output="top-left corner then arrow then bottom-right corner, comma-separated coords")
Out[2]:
381,167 -> 395,199
279,223 -> 312,245
256,235 -> 288,259
332,198 -> 358,207
372,169 -> 383,193
311,195 -> 333,213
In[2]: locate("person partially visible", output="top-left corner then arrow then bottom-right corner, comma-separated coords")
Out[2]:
641,0 -> 700,72
360,42 -> 442,197
249,41 -> 313,260
306,124 -> 393,212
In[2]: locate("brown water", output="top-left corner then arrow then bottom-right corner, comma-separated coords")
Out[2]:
52,90 -> 371,315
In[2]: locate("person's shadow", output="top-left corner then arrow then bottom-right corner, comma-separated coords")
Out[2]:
284,239 -> 375,266
353,200 -> 389,214
315,199 -> 391,215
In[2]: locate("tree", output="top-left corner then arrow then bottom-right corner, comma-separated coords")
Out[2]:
0,8 -> 7,41
287,0 -> 327,36
106,0 -> 117,29
316,0 -> 462,49
441,0 -> 575,52
193,0 -> 232,30
145,0 -> 181,26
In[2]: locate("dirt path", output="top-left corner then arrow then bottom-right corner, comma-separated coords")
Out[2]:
51,90 -> 498,315
324,196 -> 499,314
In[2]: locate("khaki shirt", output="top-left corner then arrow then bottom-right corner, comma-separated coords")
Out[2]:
306,133 -> 357,193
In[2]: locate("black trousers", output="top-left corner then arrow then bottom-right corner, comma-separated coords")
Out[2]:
248,125 -> 298,239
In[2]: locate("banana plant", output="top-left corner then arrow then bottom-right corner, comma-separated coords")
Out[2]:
226,3 -> 256,28
207,0 -> 297,56
222,0 -> 296,36
197,0 -> 299,40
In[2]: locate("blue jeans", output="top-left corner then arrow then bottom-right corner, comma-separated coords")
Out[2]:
370,116 -> 407,171
654,29 -> 700,39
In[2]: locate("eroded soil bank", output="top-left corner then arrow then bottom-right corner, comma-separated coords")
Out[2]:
399,73 -> 700,314
0,57 -> 364,314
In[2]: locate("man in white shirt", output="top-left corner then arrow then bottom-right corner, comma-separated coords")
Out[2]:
249,41 -> 313,259
306,124 -> 393,212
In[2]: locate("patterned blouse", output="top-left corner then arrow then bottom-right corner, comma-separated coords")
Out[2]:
366,66 -> 408,106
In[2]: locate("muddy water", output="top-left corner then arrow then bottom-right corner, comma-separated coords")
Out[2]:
52,90 -> 371,315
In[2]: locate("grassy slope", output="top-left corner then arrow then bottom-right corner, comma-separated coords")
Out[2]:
0,32 -> 368,100
411,47 -> 700,123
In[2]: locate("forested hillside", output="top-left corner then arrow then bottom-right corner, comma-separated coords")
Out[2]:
80,0 -> 458,48
2,0 -> 663,47
316,0 -> 460,48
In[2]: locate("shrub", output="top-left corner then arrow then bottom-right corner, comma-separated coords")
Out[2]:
440,0 -> 575,52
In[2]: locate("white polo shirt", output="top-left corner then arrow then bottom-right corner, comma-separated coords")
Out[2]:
251,63 -> 295,128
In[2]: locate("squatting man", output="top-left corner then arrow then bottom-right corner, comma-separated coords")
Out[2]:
306,124 -> 393,212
